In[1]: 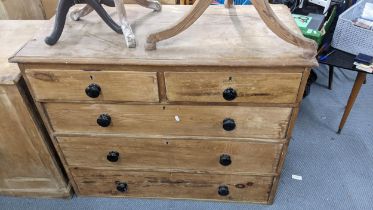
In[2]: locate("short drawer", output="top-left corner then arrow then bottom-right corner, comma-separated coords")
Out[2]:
57,137 -> 283,174
46,104 -> 292,139
25,69 -> 159,102
71,168 -> 273,203
165,72 -> 302,104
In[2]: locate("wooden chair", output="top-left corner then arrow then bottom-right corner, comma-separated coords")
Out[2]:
145,0 -> 317,59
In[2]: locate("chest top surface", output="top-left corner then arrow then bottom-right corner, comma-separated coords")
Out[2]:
11,5 -> 317,68
0,20 -> 46,85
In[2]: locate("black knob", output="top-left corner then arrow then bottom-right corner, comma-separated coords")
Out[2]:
97,114 -> 111,127
219,154 -> 232,166
223,88 -> 237,101
85,83 -> 101,98
223,118 -> 236,131
116,182 -> 128,193
107,151 -> 119,162
218,185 -> 229,196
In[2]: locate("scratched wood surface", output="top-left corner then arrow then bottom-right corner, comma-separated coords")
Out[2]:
11,5 -> 317,67
71,168 -> 274,203
165,71 -> 302,103
57,136 -> 283,174
46,103 -> 292,139
26,69 -> 159,102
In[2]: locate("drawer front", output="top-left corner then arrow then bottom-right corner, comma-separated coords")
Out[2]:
57,137 -> 283,174
46,104 -> 292,139
25,69 -> 159,102
165,72 -> 302,104
71,168 -> 273,203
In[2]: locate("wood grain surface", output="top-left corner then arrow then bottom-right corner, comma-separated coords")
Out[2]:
11,5 -> 317,67
165,71 -> 302,103
71,168 -> 274,203
251,0 -> 317,58
0,84 -> 69,197
46,103 -> 292,139
57,136 -> 283,174
25,69 -> 159,102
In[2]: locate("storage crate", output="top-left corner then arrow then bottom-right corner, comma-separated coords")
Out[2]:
332,0 -> 373,56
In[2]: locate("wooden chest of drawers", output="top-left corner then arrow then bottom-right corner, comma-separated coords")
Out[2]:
11,5 -> 316,203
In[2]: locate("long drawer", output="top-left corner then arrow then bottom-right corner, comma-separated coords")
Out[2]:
165,72 -> 302,104
46,104 -> 292,139
71,168 -> 274,203
25,69 -> 159,102
57,137 -> 283,174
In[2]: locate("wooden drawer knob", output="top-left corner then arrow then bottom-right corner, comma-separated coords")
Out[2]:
97,114 -> 111,127
107,151 -> 119,162
218,185 -> 229,196
116,182 -> 128,193
219,154 -> 232,166
223,88 -> 237,101
223,118 -> 236,131
85,83 -> 101,98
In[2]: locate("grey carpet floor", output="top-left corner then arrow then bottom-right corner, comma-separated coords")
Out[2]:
1,65 -> 372,210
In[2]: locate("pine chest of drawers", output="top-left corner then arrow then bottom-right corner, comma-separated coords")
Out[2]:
11,5 -> 317,204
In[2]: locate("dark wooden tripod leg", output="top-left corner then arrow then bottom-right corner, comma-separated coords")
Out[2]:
45,0 -> 75,45
337,71 -> 367,134
328,65 -> 334,90
86,0 -> 122,34
100,0 -> 116,6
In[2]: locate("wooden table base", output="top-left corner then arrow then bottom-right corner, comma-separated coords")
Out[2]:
337,71 -> 367,134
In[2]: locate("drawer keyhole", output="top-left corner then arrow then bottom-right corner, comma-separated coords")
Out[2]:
85,83 -> 101,98
97,114 -> 111,127
223,118 -> 236,131
107,151 -> 119,162
223,88 -> 237,101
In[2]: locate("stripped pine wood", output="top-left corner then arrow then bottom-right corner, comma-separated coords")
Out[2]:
0,85 -> 68,197
10,5 -> 317,67
45,103 -> 292,139
0,0 -> 45,20
0,21 -> 45,85
25,69 -> 159,102
165,72 -> 302,104
57,136 -> 283,174
0,20 -> 70,197
71,168 -> 274,203
12,5 -> 316,204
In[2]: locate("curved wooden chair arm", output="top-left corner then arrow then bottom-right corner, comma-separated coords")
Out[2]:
251,0 -> 317,58
146,0 -> 214,50
146,0 -> 317,58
